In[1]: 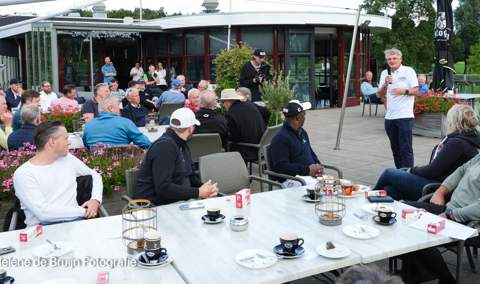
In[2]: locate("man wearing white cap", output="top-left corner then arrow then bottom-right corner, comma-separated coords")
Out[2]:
220,89 -> 266,161
135,108 -> 218,205
270,100 -> 324,183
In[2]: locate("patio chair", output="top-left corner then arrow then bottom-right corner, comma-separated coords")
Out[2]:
361,95 -> 383,117
123,169 -> 140,203
198,152 -> 284,195
5,175 -> 109,231
188,133 -> 224,164
158,102 -> 182,120
263,144 -> 344,191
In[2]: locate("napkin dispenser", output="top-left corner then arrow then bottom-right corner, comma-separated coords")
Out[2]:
402,208 -> 427,219
365,190 -> 386,198
20,225 -> 43,242
236,189 -> 251,208
428,220 -> 445,234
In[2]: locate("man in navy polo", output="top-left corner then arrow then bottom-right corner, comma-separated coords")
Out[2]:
377,48 -> 419,168
4,78 -> 22,111
81,83 -> 110,121
270,100 -> 324,183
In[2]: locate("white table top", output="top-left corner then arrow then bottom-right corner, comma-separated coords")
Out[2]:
68,126 -> 167,149
1,216 -> 185,283
454,93 -> 480,99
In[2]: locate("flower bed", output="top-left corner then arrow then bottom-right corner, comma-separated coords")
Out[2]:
0,143 -> 145,203
414,92 -> 464,115
41,105 -> 81,133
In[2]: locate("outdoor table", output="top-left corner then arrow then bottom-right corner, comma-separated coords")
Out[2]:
454,93 -> 480,109
0,215 -> 185,283
68,126 -> 167,149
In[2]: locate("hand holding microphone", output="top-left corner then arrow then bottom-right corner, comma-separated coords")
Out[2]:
385,66 -> 393,85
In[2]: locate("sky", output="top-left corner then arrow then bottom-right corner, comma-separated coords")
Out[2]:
0,0 -> 461,17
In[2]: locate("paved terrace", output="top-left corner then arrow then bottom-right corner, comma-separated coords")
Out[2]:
93,104 -> 480,283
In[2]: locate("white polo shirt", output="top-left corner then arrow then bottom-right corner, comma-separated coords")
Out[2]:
379,65 -> 418,120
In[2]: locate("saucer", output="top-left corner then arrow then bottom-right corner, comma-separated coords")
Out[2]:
201,214 -> 226,224
343,191 -> 359,198
236,249 -> 277,269
372,216 -> 397,226
273,244 -> 305,258
33,241 -> 74,258
301,194 -> 319,203
137,252 -> 174,269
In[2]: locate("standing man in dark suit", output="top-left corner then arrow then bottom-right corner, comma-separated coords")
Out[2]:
239,49 -> 270,104
220,89 -> 265,161
4,78 -> 22,111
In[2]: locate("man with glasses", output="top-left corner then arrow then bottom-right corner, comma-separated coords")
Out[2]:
39,81 -> 58,112
377,48 -> 419,169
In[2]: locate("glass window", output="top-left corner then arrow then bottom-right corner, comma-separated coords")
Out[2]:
39,29 -> 45,82
156,34 -> 167,56
25,32 -> 32,88
346,80 -> 356,98
289,33 -> 310,53
169,57 -> 183,80
146,36 -> 155,57
344,32 -> 353,53
45,29 -> 53,85
292,83 -> 311,103
289,56 -> 310,82
209,57 -> 216,82
61,36 -> 90,90
186,57 -> 205,82
279,55 -> 284,74
92,39 -> 99,88
278,27 -> 285,53
344,55 -> 356,79
208,28 -> 236,54
170,34 -> 183,56
241,27 -> 273,53
186,30 -> 205,55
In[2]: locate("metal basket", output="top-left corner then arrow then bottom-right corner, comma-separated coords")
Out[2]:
315,182 -> 346,226
122,199 -> 157,253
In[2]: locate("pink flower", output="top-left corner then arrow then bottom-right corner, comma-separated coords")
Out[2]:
114,186 -> 120,191
113,162 -> 120,167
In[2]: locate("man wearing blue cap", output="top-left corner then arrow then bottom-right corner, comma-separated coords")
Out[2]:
4,78 -> 22,111
156,79 -> 186,109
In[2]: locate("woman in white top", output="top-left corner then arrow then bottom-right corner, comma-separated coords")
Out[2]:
155,62 -> 167,91
130,61 -> 144,82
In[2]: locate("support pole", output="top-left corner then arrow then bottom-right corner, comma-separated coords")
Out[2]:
227,0 -> 232,50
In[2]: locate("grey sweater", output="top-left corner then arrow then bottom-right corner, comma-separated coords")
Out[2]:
444,153 -> 480,222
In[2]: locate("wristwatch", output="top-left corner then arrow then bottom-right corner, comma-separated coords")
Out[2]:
445,208 -> 452,220
405,89 -> 409,95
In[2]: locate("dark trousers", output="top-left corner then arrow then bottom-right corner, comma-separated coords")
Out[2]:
403,202 -> 480,283
385,118 -> 414,169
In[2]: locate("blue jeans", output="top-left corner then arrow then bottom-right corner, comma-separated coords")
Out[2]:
41,217 -> 84,226
160,116 -> 170,125
365,94 -> 382,104
372,168 -> 431,201
385,118 -> 414,168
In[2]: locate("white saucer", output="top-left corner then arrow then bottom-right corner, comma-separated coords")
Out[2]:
343,225 -> 380,239
236,249 -> 277,269
137,254 -> 174,269
273,244 -> 306,258
201,214 -> 226,224
362,204 -> 395,215
33,241 -> 74,258
343,192 -> 359,198
301,194 -> 318,203
316,242 -> 351,258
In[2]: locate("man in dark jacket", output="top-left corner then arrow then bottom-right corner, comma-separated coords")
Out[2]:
239,49 -> 270,103
194,90 -> 229,149
4,78 -> 22,111
121,88 -> 148,127
135,108 -> 218,205
221,89 -> 266,161
270,100 -> 324,182
8,104 -> 40,151
177,75 -> 193,99
236,87 -> 271,126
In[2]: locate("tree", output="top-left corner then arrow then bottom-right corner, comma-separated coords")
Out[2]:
70,8 -> 180,20
454,0 -> 480,30
260,70 -> 297,125
457,23 -> 480,73
466,38 -> 480,73
451,37 -> 465,63
361,0 -> 436,73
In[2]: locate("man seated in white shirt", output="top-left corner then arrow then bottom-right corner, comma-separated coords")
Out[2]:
39,81 -> 59,111
13,120 -> 103,227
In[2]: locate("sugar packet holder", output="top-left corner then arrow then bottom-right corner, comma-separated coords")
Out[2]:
20,225 -> 43,242
428,220 -> 445,234
365,190 -> 386,198
402,208 -> 427,219
236,188 -> 251,208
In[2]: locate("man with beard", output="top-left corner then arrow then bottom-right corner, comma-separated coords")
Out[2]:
135,108 -> 218,205
39,81 -> 58,112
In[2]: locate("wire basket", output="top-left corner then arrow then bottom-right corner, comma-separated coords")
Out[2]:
122,199 -> 157,253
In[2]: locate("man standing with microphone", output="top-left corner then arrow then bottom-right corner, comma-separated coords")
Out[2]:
377,48 -> 419,169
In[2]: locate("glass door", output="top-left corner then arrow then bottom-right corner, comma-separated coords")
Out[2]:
285,28 -> 315,107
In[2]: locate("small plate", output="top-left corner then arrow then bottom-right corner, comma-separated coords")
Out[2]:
343,191 -> 359,198
137,252 -> 169,266
137,253 -> 174,269
343,225 -> 380,239
33,241 -> 74,258
316,243 -> 351,259
236,249 -> 277,269
273,244 -> 305,258
357,184 -> 371,192
372,216 -> 397,226
201,214 -> 226,224
362,204 -> 395,215
301,194 -> 319,203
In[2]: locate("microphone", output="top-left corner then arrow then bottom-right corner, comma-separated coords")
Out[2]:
387,66 -> 392,84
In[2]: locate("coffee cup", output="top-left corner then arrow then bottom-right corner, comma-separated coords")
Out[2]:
306,186 -> 315,199
378,208 -> 397,223
207,208 -> 221,220
0,269 -> 6,282
144,231 -> 167,261
279,232 -> 304,254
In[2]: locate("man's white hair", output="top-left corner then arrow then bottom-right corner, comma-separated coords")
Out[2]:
125,88 -> 138,99
188,88 -> 200,99
198,80 -> 208,88
384,48 -> 402,59
418,74 -> 426,80
98,95 -> 117,113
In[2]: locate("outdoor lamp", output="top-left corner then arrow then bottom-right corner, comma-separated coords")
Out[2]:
315,178 -> 346,226
361,20 -> 371,28
122,199 -> 158,254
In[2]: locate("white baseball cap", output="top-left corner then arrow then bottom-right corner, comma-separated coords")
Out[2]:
170,108 -> 201,128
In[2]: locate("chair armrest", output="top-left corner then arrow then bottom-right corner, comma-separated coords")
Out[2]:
264,170 -> 307,186
400,168 -> 409,172
250,175 -> 285,189
323,164 -> 343,179
422,183 -> 442,197
217,192 -> 227,197
417,192 -> 435,203
98,204 -> 109,217
122,195 -> 134,203
228,141 -> 261,149
9,211 -> 18,231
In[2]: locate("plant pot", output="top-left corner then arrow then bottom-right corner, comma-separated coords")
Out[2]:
412,112 -> 447,138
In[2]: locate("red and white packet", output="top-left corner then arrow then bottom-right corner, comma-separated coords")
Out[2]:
236,189 -> 251,208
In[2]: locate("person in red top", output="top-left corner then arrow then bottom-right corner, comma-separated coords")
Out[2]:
183,88 -> 201,112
